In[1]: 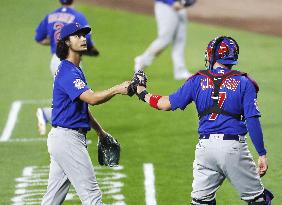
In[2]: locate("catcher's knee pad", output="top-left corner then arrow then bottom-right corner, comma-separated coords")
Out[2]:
191,198 -> 216,205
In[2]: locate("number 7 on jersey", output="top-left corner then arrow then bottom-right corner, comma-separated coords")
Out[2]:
209,92 -> 227,120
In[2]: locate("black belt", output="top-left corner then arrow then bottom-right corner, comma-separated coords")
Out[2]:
53,126 -> 88,135
73,128 -> 88,135
199,134 -> 244,141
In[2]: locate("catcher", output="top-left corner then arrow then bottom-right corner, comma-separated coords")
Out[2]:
41,23 -> 126,205
129,36 -> 274,205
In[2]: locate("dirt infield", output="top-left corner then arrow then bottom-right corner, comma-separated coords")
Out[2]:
81,0 -> 282,37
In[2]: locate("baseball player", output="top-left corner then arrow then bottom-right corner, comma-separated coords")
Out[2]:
132,36 -> 273,204
134,0 -> 196,80
41,22 -> 130,205
35,0 -> 99,135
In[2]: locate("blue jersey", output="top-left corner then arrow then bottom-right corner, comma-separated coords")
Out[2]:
35,6 -> 94,54
52,60 -> 90,130
155,0 -> 175,6
169,67 -> 260,135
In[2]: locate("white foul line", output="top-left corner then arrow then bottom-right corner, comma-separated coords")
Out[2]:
143,163 -> 157,205
0,99 -> 51,142
0,101 -> 22,142
7,138 -> 47,142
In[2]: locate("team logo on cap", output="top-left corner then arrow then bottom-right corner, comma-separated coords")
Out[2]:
73,79 -> 85,89
75,22 -> 80,28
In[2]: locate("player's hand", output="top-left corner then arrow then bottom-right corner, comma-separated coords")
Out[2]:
257,155 -> 268,177
127,70 -> 147,97
115,81 -> 131,95
172,1 -> 184,10
137,85 -> 146,95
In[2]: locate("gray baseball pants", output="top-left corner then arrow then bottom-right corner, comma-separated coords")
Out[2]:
135,1 -> 189,78
41,127 -> 103,205
192,134 -> 264,203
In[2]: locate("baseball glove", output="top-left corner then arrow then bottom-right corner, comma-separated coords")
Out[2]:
179,0 -> 197,7
97,133 -> 120,167
127,70 -> 147,96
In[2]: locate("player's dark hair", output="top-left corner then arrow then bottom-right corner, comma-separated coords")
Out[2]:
56,38 -> 69,61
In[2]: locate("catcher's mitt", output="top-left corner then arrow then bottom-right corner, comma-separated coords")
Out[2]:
127,70 -> 147,96
98,133 -> 120,167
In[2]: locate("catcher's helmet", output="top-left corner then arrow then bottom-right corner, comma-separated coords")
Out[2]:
60,0 -> 73,5
205,36 -> 239,70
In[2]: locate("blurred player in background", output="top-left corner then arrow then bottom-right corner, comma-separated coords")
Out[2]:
134,0 -> 196,80
34,0 -> 99,135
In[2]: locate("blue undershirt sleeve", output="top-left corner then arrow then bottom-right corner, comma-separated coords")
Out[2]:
35,16 -> 48,42
246,116 -> 267,156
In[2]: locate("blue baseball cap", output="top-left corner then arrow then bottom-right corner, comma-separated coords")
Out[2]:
60,22 -> 91,40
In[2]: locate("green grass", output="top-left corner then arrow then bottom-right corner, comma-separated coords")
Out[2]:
0,0 -> 282,204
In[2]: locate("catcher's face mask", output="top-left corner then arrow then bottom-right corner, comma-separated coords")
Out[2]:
205,36 -> 239,70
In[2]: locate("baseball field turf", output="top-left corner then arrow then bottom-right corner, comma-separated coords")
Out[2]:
0,0 -> 281,204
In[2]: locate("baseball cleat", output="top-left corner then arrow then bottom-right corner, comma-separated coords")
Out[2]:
36,108 -> 47,135
86,139 -> 92,145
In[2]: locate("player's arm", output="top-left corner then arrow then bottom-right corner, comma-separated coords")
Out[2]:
243,78 -> 267,177
88,109 -> 108,138
133,73 -> 193,111
79,81 -> 130,106
35,16 -> 49,45
174,0 -> 197,9
172,1 -> 185,10
61,70 -> 129,106
136,86 -> 172,111
37,38 -> 50,45
246,116 -> 268,177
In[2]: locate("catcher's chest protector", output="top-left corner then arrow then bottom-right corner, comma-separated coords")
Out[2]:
197,70 -> 249,120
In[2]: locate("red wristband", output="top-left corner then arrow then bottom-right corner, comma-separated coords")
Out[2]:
149,95 -> 162,109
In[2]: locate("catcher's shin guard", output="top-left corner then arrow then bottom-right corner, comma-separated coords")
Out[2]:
264,188 -> 274,205
248,188 -> 274,205
247,194 -> 266,205
248,202 -> 266,205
